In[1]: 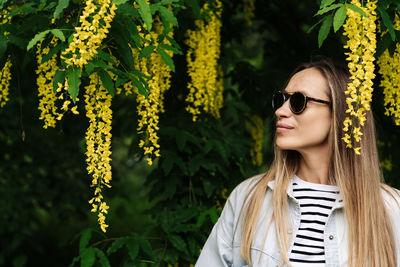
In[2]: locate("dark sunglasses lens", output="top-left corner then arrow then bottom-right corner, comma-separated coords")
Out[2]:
272,92 -> 285,110
290,92 -> 306,113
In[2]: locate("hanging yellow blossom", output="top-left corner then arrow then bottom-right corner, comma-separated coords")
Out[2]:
85,73 -> 112,232
377,14 -> 400,125
342,0 -> 377,155
0,57 -> 12,108
243,0 -> 255,26
245,114 -> 264,166
185,0 -> 223,122
0,8 -> 11,36
36,39 -> 65,128
129,15 -> 174,165
61,0 -> 117,68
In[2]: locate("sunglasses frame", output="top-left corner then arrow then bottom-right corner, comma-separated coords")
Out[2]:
272,91 -> 332,114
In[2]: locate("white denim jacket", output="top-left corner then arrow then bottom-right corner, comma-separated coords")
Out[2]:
195,174 -> 400,267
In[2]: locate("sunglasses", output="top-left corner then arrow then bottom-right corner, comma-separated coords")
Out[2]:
272,91 -> 331,114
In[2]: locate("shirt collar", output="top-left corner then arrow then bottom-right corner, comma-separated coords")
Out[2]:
266,176 -> 344,209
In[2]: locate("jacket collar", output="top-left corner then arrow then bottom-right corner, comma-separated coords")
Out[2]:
266,177 -> 344,209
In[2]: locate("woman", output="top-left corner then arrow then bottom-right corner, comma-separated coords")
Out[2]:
195,59 -> 400,266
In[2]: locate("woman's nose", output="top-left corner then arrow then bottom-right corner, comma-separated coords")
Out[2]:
275,99 -> 291,118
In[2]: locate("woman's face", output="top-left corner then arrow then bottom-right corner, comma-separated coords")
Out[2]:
275,67 -> 332,152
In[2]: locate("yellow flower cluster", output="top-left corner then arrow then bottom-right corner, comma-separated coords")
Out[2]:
0,57 -> 11,108
61,0 -> 117,68
85,73 -> 112,232
131,17 -> 174,165
0,8 -> 10,35
245,114 -> 264,166
185,0 -> 223,122
377,14 -> 400,125
215,188 -> 228,211
36,39 -> 64,128
243,0 -> 255,26
342,0 -> 377,155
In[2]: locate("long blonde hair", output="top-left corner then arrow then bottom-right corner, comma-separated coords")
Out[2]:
240,59 -> 397,266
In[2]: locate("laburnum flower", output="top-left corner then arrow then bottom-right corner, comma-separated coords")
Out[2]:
243,0 -> 255,26
0,57 -> 12,108
128,15 -> 174,165
377,14 -> 400,125
185,0 -> 224,122
342,0 -> 377,155
85,73 -> 112,232
245,114 -> 264,166
35,38 -> 70,128
61,0 -> 117,68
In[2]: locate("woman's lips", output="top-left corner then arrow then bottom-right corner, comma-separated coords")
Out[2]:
276,123 -> 294,132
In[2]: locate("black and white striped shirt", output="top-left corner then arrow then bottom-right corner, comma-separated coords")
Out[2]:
289,175 -> 340,266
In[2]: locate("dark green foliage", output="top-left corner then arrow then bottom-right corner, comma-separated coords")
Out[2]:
1,0 -> 400,266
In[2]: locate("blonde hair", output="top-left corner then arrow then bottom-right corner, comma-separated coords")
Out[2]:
240,59 -> 397,266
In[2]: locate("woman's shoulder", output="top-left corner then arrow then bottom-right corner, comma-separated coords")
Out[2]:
381,184 -> 400,215
228,173 -> 267,204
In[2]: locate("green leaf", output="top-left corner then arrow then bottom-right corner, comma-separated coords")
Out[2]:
376,33 -> 392,58
186,0 -> 200,18
168,234 -> 186,252
201,179 -> 214,198
94,248 -> 110,267
97,50 -> 115,63
157,48 -> 175,72
315,3 -> 342,16
176,133 -> 186,151
377,5 -> 395,41
165,35 -> 181,52
162,157 -> 174,175
107,237 -> 129,255
139,45 -> 155,60
53,0 -> 69,18
175,208 -> 197,223
158,43 -> 182,55
39,0 -> 47,10
0,0 -> 7,9
188,155 -> 202,175
346,3 -> 367,17
85,62 -> 95,75
81,248 -> 96,267
156,5 -> 178,26
53,70 -> 65,93
0,35 -> 7,60
116,3 -> 140,17
318,14 -> 333,48
136,0 -> 152,31
196,210 -> 208,228
98,69 -> 115,97
8,35 -> 25,49
116,77 -> 128,88
208,207 -> 219,224
113,0 -> 129,4
306,17 -> 325,34
188,237 -> 196,254
27,30 -> 50,51
50,29 -> 66,42
138,238 -> 153,257
126,239 -> 139,260
321,0 -> 335,8
79,229 -> 92,253
41,44 -> 61,64
44,1 -> 57,10
67,67 -> 82,102
333,5 -> 346,32
92,59 -> 111,70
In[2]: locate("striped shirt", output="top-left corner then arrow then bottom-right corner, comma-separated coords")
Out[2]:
289,175 -> 340,266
